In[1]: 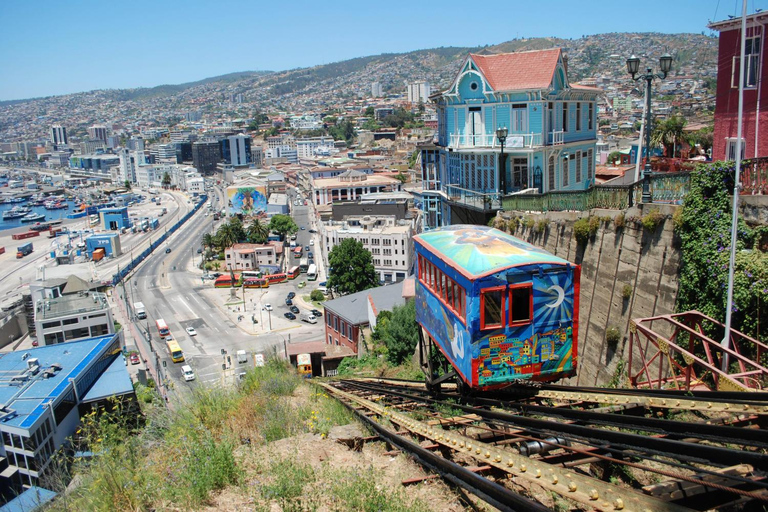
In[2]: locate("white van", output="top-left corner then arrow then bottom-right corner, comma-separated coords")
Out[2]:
300,312 -> 317,324
236,350 -> 248,364
181,365 -> 195,381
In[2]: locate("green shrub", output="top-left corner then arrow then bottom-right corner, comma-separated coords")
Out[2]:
614,213 -> 626,230
524,217 -> 535,229
606,326 -> 622,347
507,217 -> 520,232
310,289 -> 324,302
641,208 -> 665,232
672,207 -> 684,231
589,215 -> 600,235
535,219 -> 549,233
621,284 -> 633,300
573,218 -> 591,246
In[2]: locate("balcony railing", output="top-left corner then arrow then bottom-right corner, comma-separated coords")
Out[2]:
449,133 -> 542,149
445,184 -> 502,211
548,130 -> 564,145
741,157 -> 768,195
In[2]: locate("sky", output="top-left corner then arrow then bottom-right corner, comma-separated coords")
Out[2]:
1,0 -> 766,101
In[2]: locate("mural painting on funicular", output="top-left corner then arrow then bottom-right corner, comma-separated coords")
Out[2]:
414,225 -> 579,390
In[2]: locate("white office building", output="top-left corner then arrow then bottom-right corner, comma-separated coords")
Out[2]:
116,148 -> 136,184
34,292 -> 115,346
87,125 -> 108,142
406,81 -> 431,104
50,125 -> 67,147
151,144 -> 177,164
296,136 -> 337,159
371,82 -> 383,97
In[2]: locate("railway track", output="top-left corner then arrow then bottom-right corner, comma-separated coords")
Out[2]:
319,378 -> 768,511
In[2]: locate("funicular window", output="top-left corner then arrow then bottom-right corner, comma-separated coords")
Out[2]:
481,287 -> 504,330
417,254 -> 466,322
509,285 -> 533,325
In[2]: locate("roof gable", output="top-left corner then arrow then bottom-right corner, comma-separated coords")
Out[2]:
468,48 -> 563,92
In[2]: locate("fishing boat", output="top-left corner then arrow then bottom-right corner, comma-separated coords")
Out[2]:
2,207 -> 28,220
20,212 -> 46,223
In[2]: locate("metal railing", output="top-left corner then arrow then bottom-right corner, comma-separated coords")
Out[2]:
501,172 -> 691,212
449,133 -> 542,149
445,184 -> 502,211
742,157 -> 768,195
548,130 -> 564,145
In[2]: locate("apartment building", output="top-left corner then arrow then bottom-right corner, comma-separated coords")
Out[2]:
296,136 -> 336,158
224,243 -> 278,271
310,170 -> 402,206
34,292 -> 114,346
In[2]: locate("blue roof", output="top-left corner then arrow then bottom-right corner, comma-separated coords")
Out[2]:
0,335 -> 118,430
0,486 -> 57,512
82,355 -> 133,402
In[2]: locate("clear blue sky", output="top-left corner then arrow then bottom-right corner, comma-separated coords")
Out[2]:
1,0 -> 765,101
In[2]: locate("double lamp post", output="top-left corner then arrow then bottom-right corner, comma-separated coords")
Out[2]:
626,53 -> 673,204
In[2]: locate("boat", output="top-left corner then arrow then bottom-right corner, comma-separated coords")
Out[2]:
44,201 -> 67,210
20,213 -> 46,223
6,197 -> 25,204
2,206 -> 31,220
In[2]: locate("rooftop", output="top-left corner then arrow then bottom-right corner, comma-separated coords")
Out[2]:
36,292 -> 109,321
324,281 -> 407,325
414,225 -> 572,279
469,48 -> 562,92
311,173 -> 400,190
0,335 -> 120,430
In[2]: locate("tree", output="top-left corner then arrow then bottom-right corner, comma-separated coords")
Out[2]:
690,126 -> 714,157
651,115 -> 687,158
327,239 -> 377,295
364,106 -> 375,117
395,171 -> 408,184
327,119 -> 355,144
246,219 -> 269,244
382,300 -> 418,365
310,289 -> 324,302
607,151 -> 622,165
124,180 -> 132,190
268,214 -> 298,238
202,232 -> 216,252
216,217 -> 245,248
161,172 -> 171,188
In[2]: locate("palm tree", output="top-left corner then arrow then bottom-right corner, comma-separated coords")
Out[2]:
651,116 -> 687,158
247,219 -> 270,244
216,224 -> 239,248
202,233 -> 215,252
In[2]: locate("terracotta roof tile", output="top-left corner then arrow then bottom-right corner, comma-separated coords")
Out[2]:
470,48 -> 561,91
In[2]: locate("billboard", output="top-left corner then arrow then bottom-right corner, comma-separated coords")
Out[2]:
227,184 -> 267,216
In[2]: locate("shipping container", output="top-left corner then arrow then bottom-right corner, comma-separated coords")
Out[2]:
92,248 -> 105,262
11,231 -> 40,240
16,242 -> 33,258
0,247 -> 5,255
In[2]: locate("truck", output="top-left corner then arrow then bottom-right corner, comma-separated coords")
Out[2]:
16,242 -> 33,258
236,350 -> 248,364
300,312 -> 317,324
134,302 -> 147,319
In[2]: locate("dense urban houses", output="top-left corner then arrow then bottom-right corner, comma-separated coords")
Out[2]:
419,48 -> 599,229
708,12 -> 768,161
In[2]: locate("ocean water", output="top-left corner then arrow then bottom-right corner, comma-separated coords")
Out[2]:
0,200 -> 78,231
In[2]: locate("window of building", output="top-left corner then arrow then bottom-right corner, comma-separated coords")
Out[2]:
562,103 -> 568,132
575,151 -> 582,183
511,104 -> 527,132
481,288 -> 504,330
62,318 -> 78,326
383,239 -> 391,245
334,316 -> 339,331
727,138 -> 746,161
509,285 -> 533,325
328,334 -> 332,344
371,239 -> 380,245
576,103 -> 582,131
42,321 -> 61,329
732,33 -> 761,88
512,158 -> 528,189
588,103 -> 594,130
587,149 -> 594,180
90,324 -> 110,336
327,314 -> 332,327
562,157 -> 569,187
64,327 -> 90,340
383,249 -> 391,256
548,155 -> 555,191
384,259 -> 392,266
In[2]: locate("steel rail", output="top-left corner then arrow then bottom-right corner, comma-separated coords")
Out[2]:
339,380 -> 768,470
320,382 -> 692,512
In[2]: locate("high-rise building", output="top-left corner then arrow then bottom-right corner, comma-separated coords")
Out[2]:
192,140 -> 221,175
371,82 -> 383,97
50,125 -> 67,147
87,125 -> 108,142
117,148 -> 136,184
406,81 -> 431,104
220,134 -> 252,167
151,143 -> 178,164
127,136 -> 145,152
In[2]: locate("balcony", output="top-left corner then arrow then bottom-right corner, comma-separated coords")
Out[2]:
548,130 -> 564,145
449,133 -> 542,150
445,184 -> 501,212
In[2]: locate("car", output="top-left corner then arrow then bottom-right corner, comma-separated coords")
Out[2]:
287,292 -> 296,299
182,365 -> 195,381
263,303 -> 273,311
31,340 -> 38,347
308,229 -> 317,234
311,309 -> 323,318
185,327 -> 197,336
310,239 -> 314,246
202,274 -> 216,281
285,298 -> 293,306
130,353 -> 140,365
210,272 -> 222,278
304,200 -> 308,206
308,252 -> 314,259
165,248 -> 171,253
197,248 -> 202,254
304,245 -> 310,252
290,305 -> 300,314
300,226 -> 305,230
284,312 -> 296,320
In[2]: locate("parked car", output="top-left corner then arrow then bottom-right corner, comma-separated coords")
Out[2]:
129,353 -> 140,365
263,303 -> 273,311
185,327 -> 197,336
197,248 -> 202,254
290,305 -> 300,314
304,245 -> 310,252
300,226 -> 305,230
287,292 -> 296,299
310,239 -> 314,246
308,229 -> 317,234
284,312 -> 296,320
308,252 -> 313,259
165,248 -> 171,253
285,298 -> 293,306
202,274 -> 216,280
310,309 -> 323,318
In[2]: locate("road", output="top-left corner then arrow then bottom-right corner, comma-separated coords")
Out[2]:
125,183 -> 328,396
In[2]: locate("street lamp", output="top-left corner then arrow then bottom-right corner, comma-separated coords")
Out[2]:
626,53 -> 673,203
496,126 -> 508,195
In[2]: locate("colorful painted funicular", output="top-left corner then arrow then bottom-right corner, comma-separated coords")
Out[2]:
414,225 -> 580,392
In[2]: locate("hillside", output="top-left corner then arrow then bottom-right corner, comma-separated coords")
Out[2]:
0,32 -> 717,141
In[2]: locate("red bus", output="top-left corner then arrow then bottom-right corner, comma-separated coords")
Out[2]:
243,277 -> 268,288
156,319 -> 170,337
214,274 -> 241,288
287,266 -> 300,279
265,273 -> 287,284
293,246 -> 303,258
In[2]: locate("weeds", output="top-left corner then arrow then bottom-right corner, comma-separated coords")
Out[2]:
641,208 -> 665,232
614,212 -> 626,230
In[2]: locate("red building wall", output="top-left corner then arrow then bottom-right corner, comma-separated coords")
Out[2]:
324,311 -> 359,353
713,25 -> 768,161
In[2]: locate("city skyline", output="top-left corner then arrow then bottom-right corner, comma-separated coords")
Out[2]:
0,0 -> 765,101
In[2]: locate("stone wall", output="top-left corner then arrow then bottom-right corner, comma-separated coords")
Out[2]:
496,203 -> 680,387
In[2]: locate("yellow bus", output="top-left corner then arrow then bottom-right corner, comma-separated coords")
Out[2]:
166,339 -> 184,363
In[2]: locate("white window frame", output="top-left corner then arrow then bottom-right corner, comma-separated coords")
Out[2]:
726,138 -> 746,161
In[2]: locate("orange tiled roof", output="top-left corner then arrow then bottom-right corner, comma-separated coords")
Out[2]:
470,48 -> 561,91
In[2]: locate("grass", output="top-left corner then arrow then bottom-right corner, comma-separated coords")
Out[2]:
44,356 -> 360,511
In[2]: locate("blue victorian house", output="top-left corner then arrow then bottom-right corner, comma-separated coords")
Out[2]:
420,48 -> 599,229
